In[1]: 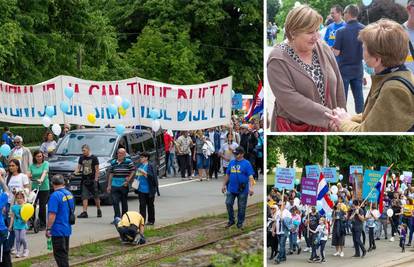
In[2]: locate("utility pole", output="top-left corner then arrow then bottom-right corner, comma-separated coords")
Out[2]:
323,135 -> 327,167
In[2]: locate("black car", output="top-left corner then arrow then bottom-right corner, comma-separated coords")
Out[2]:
48,128 -> 166,203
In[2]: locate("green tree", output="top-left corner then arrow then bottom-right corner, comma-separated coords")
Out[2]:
267,0 -> 280,23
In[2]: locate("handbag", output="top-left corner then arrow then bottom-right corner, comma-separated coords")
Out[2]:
131,179 -> 139,190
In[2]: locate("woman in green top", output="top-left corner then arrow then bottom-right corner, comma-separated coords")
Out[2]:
27,150 -> 50,230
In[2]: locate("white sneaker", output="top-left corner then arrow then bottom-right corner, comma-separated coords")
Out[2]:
22,249 -> 29,257
333,252 -> 340,256
10,248 -> 16,255
390,237 -> 395,242
303,247 -> 310,252
15,251 -> 21,258
340,252 -> 344,257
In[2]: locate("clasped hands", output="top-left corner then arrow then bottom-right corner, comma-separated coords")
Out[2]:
325,107 -> 352,131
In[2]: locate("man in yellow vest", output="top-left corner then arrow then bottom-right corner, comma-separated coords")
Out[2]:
115,211 -> 146,245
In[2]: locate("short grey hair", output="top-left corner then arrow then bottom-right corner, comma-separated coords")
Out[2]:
81,144 -> 90,150
14,135 -> 23,143
51,174 -> 65,185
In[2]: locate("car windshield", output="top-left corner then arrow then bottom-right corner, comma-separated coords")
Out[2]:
56,133 -> 117,157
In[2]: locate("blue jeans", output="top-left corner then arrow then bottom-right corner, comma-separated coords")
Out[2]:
167,152 -> 176,175
277,234 -> 287,262
225,192 -> 248,226
343,77 -> 364,114
289,232 -> 299,251
408,218 -> 414,244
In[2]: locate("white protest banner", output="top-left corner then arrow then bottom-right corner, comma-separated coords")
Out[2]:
0,75 -> 232,130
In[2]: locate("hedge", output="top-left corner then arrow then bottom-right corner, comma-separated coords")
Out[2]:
5,126 -> 48,146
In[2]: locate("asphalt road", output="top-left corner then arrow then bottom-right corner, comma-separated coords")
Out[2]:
21,175 -> 263,259
267,233 -> 414,267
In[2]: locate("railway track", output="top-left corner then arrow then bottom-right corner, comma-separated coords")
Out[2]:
70,206 -> 262,266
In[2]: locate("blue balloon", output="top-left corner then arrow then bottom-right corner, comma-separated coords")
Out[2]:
121,98 -> 130,110
293,220 -> 300,227
362,0 -> 372,6
316,200 -> 323,211
330,194 -> 338,203
64,86 -> 74,99
0,144 -> 11,157
60,101 -> 70,113
149,109 -> 160,120
115,124 -> 125,135
45,106 -> 55,118
108,104 -> 118,116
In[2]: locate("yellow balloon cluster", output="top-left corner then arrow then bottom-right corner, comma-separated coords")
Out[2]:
21,203 -> 34,221
118,107 -> 127,116
87,113 -> 96,124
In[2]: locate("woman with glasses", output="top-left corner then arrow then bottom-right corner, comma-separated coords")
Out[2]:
8,136 -> 32,174
27,150 -> 50,230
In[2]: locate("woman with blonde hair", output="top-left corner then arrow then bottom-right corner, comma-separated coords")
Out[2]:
267,5 -> 346,132
328,19 -> 414,131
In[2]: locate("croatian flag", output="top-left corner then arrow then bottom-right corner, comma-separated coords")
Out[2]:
245,80 -> 263,121
375,166 -> 391,214
317,171 -> 334,216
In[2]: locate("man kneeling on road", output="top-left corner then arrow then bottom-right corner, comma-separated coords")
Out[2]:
114,211 -> 146,245
221,146 -> 255,230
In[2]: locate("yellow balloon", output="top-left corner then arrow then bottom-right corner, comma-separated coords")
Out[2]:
21,203 -> 34,221
87,113 -> 96,124
118,107 -> 127,116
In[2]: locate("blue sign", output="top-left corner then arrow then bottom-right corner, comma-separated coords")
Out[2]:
275,168 -> 296,190
362,170 -> 383,202
350,165 -> 363,175
323,167 -> 338,183
232,93 -> 243,110
305,165 -> 320,180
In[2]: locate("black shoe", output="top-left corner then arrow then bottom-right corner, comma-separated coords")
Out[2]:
237,224 -> 244,230
320,258 -> 326,263
275,259 -> 281,264
225,222 -> 235,228
352,255 -> 360,258
314,256 -> 320,261
407,243 -> 411,246
373,246 -> 376,250
288,251 -> 293,255
297,247 -> 301,255
97,209 -> 102,218
362,250 -> 366,258
368,247 -> 372,252
77,212 -> 88,218
385,237 -> 387,239
307,258 -> 315,263
375,237 -> 380,240
147,222 -> 154,226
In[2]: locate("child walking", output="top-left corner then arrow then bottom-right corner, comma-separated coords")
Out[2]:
309,217 -> 328,263
9,191 -> 29,257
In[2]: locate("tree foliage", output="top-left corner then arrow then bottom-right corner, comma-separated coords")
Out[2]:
0,0 -> 262,94
267,0 -> 280,23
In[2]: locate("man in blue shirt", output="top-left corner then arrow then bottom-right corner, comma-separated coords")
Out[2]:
1,127 -> 12,147
221,146 -> 255,229
324,5 -> 346,47
333,4 -> 365,114
107,148 -> 135,223
46,175 -> 75,267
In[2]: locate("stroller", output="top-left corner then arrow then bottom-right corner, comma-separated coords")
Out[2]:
26,185 -> 42,233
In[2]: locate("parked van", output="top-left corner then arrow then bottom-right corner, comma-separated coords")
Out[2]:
48,128 -> 166,203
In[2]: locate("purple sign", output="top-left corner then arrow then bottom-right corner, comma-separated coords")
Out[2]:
301,177 -> 318,206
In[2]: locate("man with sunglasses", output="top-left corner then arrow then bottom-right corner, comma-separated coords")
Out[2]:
221,146 -> 255,230
8,136 -> 32,174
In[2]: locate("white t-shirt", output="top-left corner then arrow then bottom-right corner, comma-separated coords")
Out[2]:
8,173 -> 29,203
316,224 -> 328,241
219,142 -> 238,167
